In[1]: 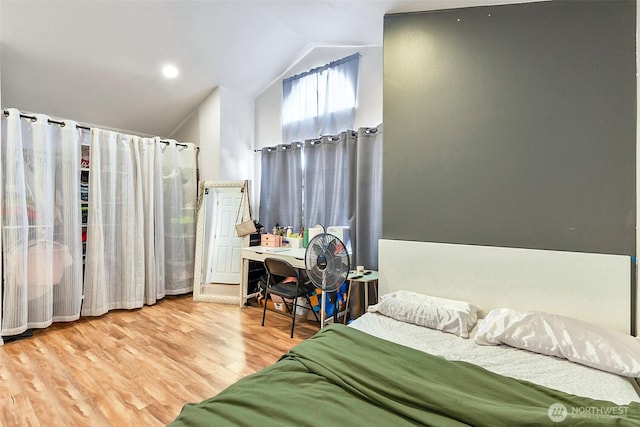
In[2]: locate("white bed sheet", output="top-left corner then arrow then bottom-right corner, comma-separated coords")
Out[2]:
349,312 -> 640,405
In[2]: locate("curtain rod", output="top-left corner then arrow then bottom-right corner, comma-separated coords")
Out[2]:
3,109 -> 197,149
253,127 -> 379,152
283,52 -> 360,84
3,110 -> 92,131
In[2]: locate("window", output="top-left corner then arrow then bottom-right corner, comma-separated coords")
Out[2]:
259,53 -> 381,269
282,53 -> 359,143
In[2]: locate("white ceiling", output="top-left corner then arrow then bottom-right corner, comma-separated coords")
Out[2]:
1,0 -> 525,137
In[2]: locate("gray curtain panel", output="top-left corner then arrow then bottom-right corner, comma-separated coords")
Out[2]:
303,131 -> 353,230
259,126 -> 382,269
258,143 -> 303,233
348,125 -> 383,270
282,53 -> 360,144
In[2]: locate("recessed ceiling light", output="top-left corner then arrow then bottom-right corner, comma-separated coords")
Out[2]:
162,64 -> 179,79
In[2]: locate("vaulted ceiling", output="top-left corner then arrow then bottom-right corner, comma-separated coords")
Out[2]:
1,0 -> 527,137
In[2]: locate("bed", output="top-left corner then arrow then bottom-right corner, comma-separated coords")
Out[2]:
170,240 -> 640,426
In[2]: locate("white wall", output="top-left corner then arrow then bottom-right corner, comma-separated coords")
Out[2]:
171,86 -> 255,184
219,86 -> 255,182
198,87 -> 222,182
171,111 -> 199,147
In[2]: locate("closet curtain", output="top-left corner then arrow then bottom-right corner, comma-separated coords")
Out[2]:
0,109 -> 83,336
83,135 -> 197,315
1,110 -> 197,338
162,141 -> 197,295
137,137 -> 165,305
82,129 -> 145,316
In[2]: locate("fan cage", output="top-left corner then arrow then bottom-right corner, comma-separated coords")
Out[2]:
305,233 -> 350,292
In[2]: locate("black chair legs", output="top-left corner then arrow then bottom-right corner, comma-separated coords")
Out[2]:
261,289 -> 269,327
261,257 -> 318,338
262,290 -> 299,338
290,298 -> 297,338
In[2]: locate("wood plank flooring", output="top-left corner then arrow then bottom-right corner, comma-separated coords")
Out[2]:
0,295 -> 319,426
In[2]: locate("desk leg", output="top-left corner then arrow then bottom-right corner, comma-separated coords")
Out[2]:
364,281 -> 369,314
240,257 -> 249,308
320,290 -> 327,329
372,280 -> 378,303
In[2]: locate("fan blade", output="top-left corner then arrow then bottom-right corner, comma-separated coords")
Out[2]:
305,233 -> 350,290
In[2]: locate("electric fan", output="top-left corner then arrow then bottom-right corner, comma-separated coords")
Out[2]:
304,229 -> 351,328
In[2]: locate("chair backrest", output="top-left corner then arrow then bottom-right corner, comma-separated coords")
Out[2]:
264,257 -> 300,283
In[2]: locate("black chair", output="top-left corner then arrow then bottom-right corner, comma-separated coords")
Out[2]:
261,257 -> 319,337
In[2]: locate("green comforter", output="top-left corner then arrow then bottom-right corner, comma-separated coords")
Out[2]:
170,324 -> 640,426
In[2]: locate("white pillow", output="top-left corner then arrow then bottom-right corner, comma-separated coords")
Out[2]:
476,308 -> 640,378
367,290 -> 478,338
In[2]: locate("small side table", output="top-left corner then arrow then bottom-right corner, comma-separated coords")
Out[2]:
344,270 -> 379,324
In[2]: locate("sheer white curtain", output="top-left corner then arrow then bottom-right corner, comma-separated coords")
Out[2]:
82,129 -> 145,316
53,119 -> 85,321
135,136 -> 165,305
0,109 -> 82,337
81,134 -> 197,314
162,141 -> 197,295
0,114 -> 3,342
282,53 -> 360,143
1,110 -> 197,333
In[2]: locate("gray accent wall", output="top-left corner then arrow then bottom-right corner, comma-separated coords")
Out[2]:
383,0 -> 636,256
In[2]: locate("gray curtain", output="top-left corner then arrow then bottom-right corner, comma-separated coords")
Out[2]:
258,143 -> 303,233
348,125 -> 383,270
259,126 -> 382,269
303,131 -> 353,229
282,53 -> 360,143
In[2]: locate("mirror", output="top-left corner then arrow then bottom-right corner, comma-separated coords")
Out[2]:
193,180 -> 249,304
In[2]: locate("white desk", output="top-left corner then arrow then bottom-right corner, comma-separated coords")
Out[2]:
240,245 -> 347,327
240,246 -> 307,306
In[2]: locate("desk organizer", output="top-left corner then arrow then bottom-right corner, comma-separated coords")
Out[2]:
261,233 -> 283,247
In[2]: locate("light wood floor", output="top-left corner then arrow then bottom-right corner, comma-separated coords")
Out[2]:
0,295 -> 319,426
